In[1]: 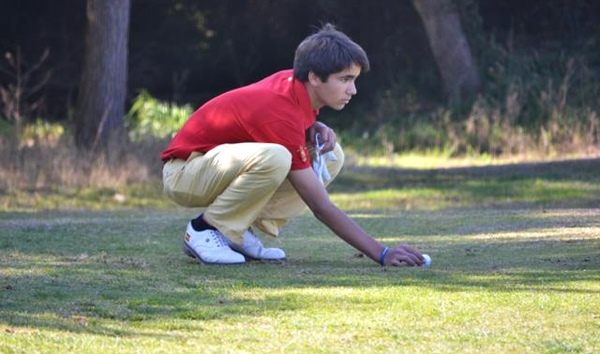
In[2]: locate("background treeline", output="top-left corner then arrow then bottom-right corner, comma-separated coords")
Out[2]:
1,0 -> 599,156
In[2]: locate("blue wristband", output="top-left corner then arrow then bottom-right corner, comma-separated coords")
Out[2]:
379,247 -> 389,266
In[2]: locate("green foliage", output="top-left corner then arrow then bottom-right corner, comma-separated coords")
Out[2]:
126,90 -> 192,141
19,119 -> 65,146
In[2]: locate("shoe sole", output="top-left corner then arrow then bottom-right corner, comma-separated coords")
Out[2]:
182,241 -> 245,265
240,254 -> 286,262
228,245 -> 286,262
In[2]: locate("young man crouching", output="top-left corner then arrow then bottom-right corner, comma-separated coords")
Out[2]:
161,23 -> 425,267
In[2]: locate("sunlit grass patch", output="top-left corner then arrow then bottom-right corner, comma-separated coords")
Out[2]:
347,149 -> 600,171
0,183 -> 172,212
331,179 -> 600,211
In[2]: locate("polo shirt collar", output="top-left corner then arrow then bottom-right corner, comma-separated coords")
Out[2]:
290,75 -> 319,119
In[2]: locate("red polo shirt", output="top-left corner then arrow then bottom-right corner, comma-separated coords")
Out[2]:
160,70 -> 317,170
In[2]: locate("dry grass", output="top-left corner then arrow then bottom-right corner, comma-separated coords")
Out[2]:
0,135 -> 165,191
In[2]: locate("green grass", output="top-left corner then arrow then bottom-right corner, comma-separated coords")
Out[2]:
1,158 -> 599,353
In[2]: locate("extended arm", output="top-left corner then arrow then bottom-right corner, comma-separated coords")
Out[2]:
288,167 -> 424,266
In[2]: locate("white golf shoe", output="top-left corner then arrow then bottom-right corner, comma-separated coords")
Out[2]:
182,222 -> 245,264
228,228 -> 286,261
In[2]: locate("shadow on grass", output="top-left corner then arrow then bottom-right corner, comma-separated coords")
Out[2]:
342,157 -> 600,187
332,157 -> 600,209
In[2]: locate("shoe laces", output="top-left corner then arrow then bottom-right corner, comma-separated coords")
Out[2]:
207,229 -> 229,248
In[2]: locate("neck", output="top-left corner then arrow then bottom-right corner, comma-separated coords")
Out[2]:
304,82 -> 323,110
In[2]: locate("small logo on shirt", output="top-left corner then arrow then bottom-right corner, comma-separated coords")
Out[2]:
298,146 -> 309,163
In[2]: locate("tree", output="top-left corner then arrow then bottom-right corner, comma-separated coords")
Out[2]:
74,0 -> 130,150
412,0 -> 480,103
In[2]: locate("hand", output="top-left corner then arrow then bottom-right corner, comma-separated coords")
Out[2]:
307,122 -> 337,153
383,243 -> 424,267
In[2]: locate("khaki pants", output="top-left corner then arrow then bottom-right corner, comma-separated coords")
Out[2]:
162,142 -> 344,243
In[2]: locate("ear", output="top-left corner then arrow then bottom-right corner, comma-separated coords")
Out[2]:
308,71 -> 322,86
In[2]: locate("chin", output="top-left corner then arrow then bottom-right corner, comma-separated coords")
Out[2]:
329,104 -> 346,111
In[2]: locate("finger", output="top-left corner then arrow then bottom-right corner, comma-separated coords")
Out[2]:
398,243 -> 423,259
322,142 -> 335,153
390,248 -> 423,266
310,127 -> 320,144
390,259 -> 407,267
389,257 -> 415,267
399,255 -> 420,266
322,131 -> 337,152
328,132 -> 337,149
327,129 -> 337,143
315,128 -> 330,144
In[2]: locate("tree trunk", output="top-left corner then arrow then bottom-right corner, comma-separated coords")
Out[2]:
74,0 -> 130,150
412,0 -> 480,103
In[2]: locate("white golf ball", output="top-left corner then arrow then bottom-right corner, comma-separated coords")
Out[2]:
422,254 -> 431,267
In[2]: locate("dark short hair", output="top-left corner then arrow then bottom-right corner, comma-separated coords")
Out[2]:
293,23 -> 370,82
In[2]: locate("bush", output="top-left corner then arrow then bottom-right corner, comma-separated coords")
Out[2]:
126,90 -> 192,141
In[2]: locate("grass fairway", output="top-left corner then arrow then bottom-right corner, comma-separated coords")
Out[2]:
1,158 -> 599,353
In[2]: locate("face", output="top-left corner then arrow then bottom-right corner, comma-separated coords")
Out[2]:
308,63 -> 361,110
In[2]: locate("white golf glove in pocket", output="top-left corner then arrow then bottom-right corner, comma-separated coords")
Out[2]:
311,133 -> 337,184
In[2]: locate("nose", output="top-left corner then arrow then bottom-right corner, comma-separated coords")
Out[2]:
347,82 -> 357,96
